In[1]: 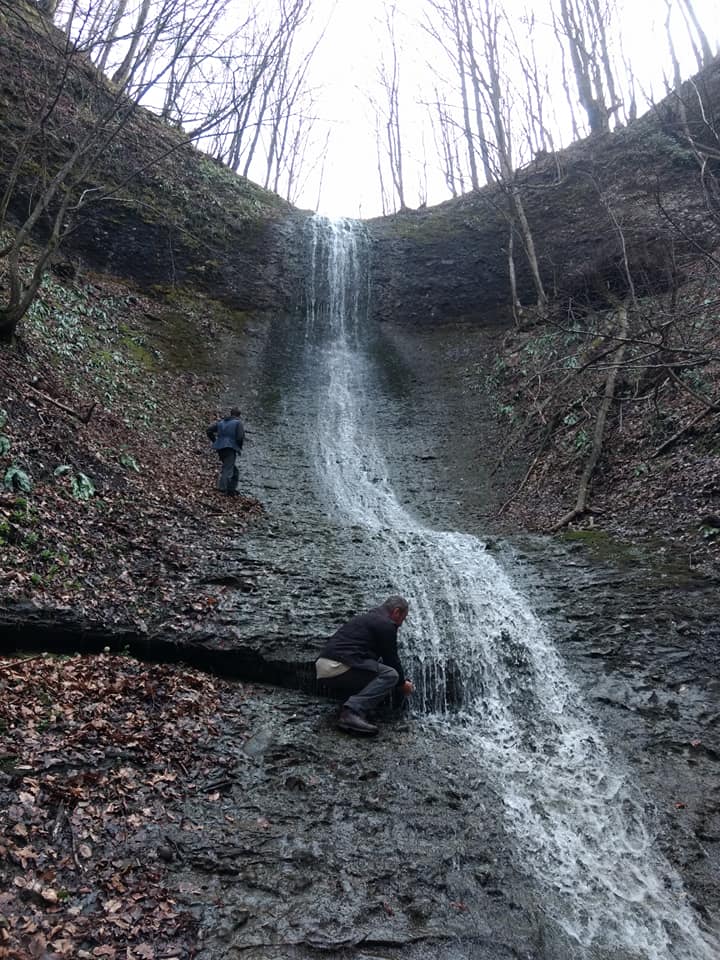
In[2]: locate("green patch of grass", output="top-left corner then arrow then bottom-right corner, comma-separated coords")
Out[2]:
559,528 -> 700,579
561,529 -> 610,543
121,335 -> 154,368
156,309 -> 209,370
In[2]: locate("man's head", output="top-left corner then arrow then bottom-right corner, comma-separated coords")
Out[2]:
229,406 -> 241,417
383,594 -> 409,626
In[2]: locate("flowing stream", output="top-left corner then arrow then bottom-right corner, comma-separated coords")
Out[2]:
301,215 -> 718,960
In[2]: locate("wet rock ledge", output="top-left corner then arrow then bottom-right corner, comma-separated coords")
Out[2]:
0,601 -> 315,693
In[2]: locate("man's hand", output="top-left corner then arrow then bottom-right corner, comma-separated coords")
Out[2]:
400,680 -> 414,696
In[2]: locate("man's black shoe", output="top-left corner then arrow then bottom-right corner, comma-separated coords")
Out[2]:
337,707 -> 378,736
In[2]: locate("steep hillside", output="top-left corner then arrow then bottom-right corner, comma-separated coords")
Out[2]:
366,59 -> 720,572
367,60 -> 720,324
0,2 -> 306,317
0,3 -> 290,636
0,245 -> 268,635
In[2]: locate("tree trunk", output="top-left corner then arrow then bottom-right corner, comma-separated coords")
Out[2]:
452,0 -> 479,190
97,0 -> 128,73
460,0 -> 493,184
507,218 -> 521,325
558,0 -> 609,135
679,0 -> 714,68
550,305 -> 629,531
112,0 -> 151,87
510,184 -> 547,314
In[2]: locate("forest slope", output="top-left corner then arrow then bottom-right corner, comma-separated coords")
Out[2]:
0,2 -> 306,320
367,58 -> 720,572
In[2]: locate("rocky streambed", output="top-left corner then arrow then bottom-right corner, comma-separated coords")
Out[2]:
5,527 -> 718,959
153,232 -> 720,958
3,221 -> 720,959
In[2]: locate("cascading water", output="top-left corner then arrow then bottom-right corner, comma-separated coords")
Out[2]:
303,215 -> 718,960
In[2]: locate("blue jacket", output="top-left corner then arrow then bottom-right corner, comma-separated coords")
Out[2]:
207,417 -> 244,452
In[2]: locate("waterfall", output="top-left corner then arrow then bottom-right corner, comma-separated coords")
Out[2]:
302,215 -> 717,960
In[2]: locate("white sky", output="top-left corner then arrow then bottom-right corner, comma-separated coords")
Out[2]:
293,0 -> 720,218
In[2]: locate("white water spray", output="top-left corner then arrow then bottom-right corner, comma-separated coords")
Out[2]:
303,215 -> 717,960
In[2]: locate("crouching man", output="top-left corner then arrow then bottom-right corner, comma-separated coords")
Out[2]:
315,595 -> 414,735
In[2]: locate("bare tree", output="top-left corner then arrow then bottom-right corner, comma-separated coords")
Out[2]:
511,8 -> 557,157
158,0 -> 229,124
678,0 -> 715,70
0,0 -> 312,340
207,22 -> 279,173
426,90 -> 464,198
40,0 -> 320,195
474,0 -> 548,313
457,0 -> 494,185
375,2 -> 407,212
0,7 -> 140,339
552,0 -> 621,136
422,0 -> 485,190
262,8 -> 324,197
370,92 -> 391,217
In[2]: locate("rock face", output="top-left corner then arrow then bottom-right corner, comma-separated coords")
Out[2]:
68,200 -> 309,316
366,61 -> 720,325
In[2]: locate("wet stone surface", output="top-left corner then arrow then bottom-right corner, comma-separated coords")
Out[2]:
159,686 -> 542,960
185,523 -> 720,954
190,302 -> 720,954
498,534 -> 720,921
5,284 -> 720,953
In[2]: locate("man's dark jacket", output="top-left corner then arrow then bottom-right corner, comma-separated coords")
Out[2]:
207,417 -> 244,452
319,606 -> 405,685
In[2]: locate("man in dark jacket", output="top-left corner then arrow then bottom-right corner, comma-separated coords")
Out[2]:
206,406 -> 245,496
316,595 -> 414,735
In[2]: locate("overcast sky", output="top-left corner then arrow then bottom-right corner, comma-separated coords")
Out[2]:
291,0 -> 720,218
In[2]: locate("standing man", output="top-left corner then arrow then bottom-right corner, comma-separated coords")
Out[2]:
206,406 -> 245,496
316,595 -> 414,735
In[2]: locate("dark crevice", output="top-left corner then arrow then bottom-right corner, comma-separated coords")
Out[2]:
0,605 -> 318,695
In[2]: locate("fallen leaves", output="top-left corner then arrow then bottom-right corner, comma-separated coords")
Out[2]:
0,279 -> 263,638
0,653 -> 240,958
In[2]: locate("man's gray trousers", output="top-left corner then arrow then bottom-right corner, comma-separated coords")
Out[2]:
321,663 -> 399,715
217,448 -> 239,493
